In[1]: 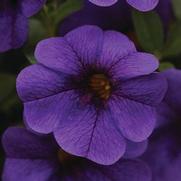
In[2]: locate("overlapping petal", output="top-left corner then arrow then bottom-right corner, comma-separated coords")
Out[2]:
162,69 -> 181,113
65,25 -> 103,66
89,0 -> 159,11
111,52 -> 159,80
20,0 -> 46,17
142,125 -> 181,181
123,140 -> 148,158
54,107 -> 126,165
109,97 -> 156,142
101,159 -> 151,181
35,38 -> 80,75
117,73 -> 167,105
16,64 -> 70,102
89,0 -> 118,7
2,127 -> 57,158
99,30 -> 136,69
0,10 -> 28,52
126,0 -> 159,11
2,159 -> 58,181
24,91 -> 78,134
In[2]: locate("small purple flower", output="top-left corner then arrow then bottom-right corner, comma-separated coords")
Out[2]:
17,25 -> 167,165
59,0 -> 131,36
142,125 -> 181,181
88,0 -> 159,11
156,68 -> 181,127
2,127 -> 152,181
142,69 -> 181,181
60,0 -> 172,36
0,0 -> 46,52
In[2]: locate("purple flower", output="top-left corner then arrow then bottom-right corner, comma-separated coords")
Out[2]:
59,0 -> 130,36
156,68 -> 181,127
142,69 -> 181,181
16,25 -> 167,165
88,0 -> 159,11
2,127 -> 152,181
0,0 -> 46,52
60,0 -> 172,36
142,125 -> 181,181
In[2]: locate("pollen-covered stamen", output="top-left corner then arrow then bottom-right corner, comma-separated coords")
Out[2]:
89,74 -> 111,100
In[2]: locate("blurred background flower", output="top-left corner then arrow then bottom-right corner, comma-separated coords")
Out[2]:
2,127 -> 152,181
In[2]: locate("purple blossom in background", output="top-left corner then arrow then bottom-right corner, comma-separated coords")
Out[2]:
142,125 -> 181,181
0,0 -> 46,52
60,0 -> 172,36
142,69 -> 181,181
2,127 -> 152,181
17,25 -> 167,165
156,69 -> 181,127
59,0 -> 130,36
88,0 -> 159,11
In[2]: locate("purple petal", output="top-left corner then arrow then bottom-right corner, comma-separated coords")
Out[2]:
156,102 -> 176,128
73,166 -> 110,181
20,0 -> 46,17
2,159 -> 58,181
35,37 -> 80,74
123,140 -> 148,158
2,127 -> 57,158
156,0 -> 172,29
162,68 -> 181,114
126,0 -> 159,11
142,126 -> 181,181
16,64 -> 70,102
59,1 -> 130,36
0,10 -> 28,52
99,30 -> 136,68
23,90 -> 77,134
111,52 -> 159,80
118,73 -> 167,106
65,25 -> 103,66
109,98 -> 156,142
88,0 -> 118,7
54,107 -> 126,165
101,159 -> 151,181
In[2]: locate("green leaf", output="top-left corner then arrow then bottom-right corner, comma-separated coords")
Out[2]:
0,74 -> 16,103
52,0 -> 83,25
28,18 -> 46,47
24,52 -> 36,64
162,22 -> 181,58
159,62 -> 175,71
132,10 -> 164,53
172,0 -> 181,20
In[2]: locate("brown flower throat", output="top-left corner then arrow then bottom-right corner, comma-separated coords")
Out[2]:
89,74 -> 111,100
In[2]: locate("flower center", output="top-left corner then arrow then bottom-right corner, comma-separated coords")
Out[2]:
89,74 -> 111,100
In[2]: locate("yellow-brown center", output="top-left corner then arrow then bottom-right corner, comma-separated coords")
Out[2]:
89,74 -> 111,100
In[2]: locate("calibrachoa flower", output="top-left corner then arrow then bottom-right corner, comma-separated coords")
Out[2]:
142,69 -> 181,181
156,69 -> 181,127
17,25 -> 167,165
60,0 -> 172,36
60,0 -> 130,36
88,0 -> 159,11
0,0 -> 46,52
2,127 -> 152,181
142,125 -> 181,181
